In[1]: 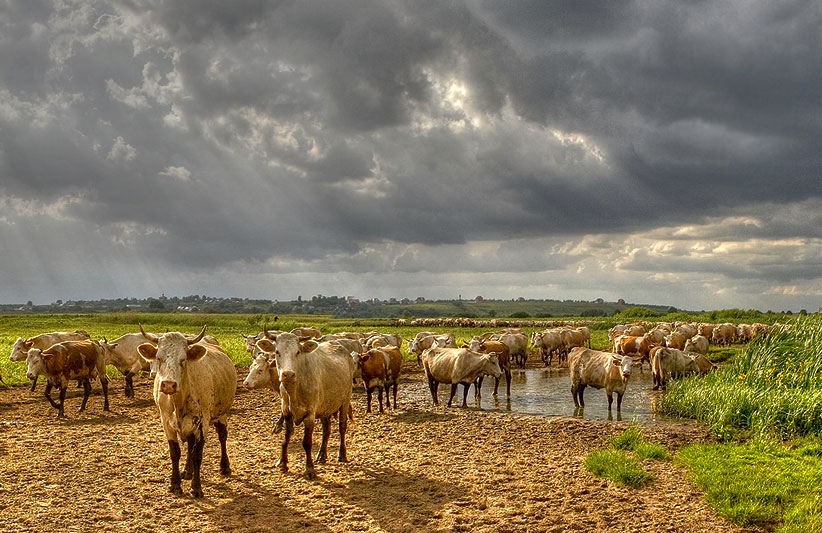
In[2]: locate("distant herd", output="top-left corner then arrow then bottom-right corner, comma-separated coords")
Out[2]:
5,319 -> 777,497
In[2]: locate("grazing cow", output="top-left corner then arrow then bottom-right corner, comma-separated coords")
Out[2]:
364,333 -> 402,350
422,345 -> 501,408
646,327 -> 667,345
614,334 -> 655,369
665,331 -> 688,350
138,326 -> 236,498
256,333 -> 355,480
25,339 -> 113,417
10,330 -> 91,391
468,340 -> 511,398
626,324 -> 646,337
290,327 -> 323,339
712,323 -> 737,346
697,323 -> 715,339
683,335 -> 709,356
568,347 -> 633,411
675,324 -> 697,339
410,332 -> 457,363
650,347 -> 715,390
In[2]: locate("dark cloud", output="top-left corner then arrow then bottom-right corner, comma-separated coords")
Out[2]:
1,0 -> 822,309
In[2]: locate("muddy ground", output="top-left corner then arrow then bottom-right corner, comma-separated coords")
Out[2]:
0,364 -> 752,533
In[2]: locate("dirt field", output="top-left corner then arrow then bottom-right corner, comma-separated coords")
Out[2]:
0,365 -> 752,533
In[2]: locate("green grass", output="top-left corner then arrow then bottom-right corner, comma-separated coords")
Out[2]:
586,427 -> 668,486
585,449 -> 653,487
678,439 -> 822,532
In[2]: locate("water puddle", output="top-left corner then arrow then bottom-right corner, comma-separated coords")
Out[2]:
472,367 -> 686,422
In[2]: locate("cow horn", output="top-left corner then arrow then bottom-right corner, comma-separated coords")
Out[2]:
188,325 -> 207,345
140,324 -> 159,343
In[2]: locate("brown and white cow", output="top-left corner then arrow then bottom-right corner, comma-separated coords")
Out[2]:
650,347 -> 716,390
568,347 -> 633,411
11,330 -> 91,391
421,345 -> 501,408
25,339 -> 113,417
351,346 -> 402,413
138,325 -> 236,498
256,333 -> 355,480
614,334 -> 655,369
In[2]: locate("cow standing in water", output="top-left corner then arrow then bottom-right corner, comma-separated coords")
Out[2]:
568,347 -> 633,412
256,331 -> 355,480
138,326 -> 236,498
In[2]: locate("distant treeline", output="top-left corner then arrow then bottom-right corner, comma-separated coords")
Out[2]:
0,294 -> 807,321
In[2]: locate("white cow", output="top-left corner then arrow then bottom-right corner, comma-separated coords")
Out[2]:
568,347 -> 633,411
137,325 -> 236,498
421,345 -> 501,408
256,333 -> 355,480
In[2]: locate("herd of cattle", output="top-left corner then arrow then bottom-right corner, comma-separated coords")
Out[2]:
5,320 -> 773,497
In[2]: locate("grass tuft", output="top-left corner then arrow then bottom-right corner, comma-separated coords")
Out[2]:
585,449 -> 653,487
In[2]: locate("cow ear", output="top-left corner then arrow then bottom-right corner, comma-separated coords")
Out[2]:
360,352 -> 371,362
256,339 -> 276,354
187,344 -> 207,361
612,357 -> 622,366
24,339 -> 33,349
138,343 -> 158,361
299,340 -> 319,354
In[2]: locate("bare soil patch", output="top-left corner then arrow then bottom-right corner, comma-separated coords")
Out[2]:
0,365 -> 753,532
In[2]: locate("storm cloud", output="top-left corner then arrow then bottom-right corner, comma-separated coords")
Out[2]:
1,0 -> 821,311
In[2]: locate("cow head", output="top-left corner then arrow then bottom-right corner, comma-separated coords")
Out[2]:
613,355 -> 633,381
25,348 -> 46,381
255,332 -> 318,391
10,338 -> 32,362
481,353 -> 502,379
243,352 -> 279,390
138,325 -> 207,395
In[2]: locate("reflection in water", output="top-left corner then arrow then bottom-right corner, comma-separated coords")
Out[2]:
472,367 -> 685,422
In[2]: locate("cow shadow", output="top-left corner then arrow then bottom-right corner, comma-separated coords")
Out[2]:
318,464 -> 464,531
391,406 -> 457,424
208,478 -> 333,532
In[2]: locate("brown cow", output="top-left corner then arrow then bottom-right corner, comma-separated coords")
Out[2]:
614,334 -> 655,369
11,330 -> 91,391
25,340 -> 113,417
468,340 -> 511,398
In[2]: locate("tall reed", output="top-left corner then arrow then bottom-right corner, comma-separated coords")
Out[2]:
661,317 -> 822,437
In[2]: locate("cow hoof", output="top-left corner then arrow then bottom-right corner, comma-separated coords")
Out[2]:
304,470 -> 316,481
276,461 -> 288,473
338,454 -> 348,463
169,484 -> 183,496
190,487 -> 204,499
220,466 -> 232,476
182,470 -> 193,481
316,456 -> 327,465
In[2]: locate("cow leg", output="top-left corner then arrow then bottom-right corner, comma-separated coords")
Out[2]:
182,447 -> 194,480
44,383 -> 60,409
616,393 -> 624,411
215,421 -> 231,476
302,416 -> 316,480
607,392 -> 614,411
316,418 -> 330,464
384,385 -> 391,410
276,414 -> 294,472
100,376 -> 110,411
493,375 -> 500,397
79,379 -> 91,411
187,433 -> 205,498
377,386 -> 384,414
461,382 -> 470,407
30,376 -> 37,392
577,385 -> 586,408
391,383 -> 398,409
431,380 -> 439,406
505,368 -> 512,397
168,440 -> 183,495
475,376 -> 483,399
124,371 -> 134,398
57,385 -> 67,418
338,405 -> 349,463
447,383 -> 458,407
366,387 -> 373,413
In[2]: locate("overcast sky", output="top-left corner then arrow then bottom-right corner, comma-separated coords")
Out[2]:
1,1 -> 821,311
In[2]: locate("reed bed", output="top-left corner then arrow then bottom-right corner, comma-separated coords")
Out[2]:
661,317 -> 822,437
